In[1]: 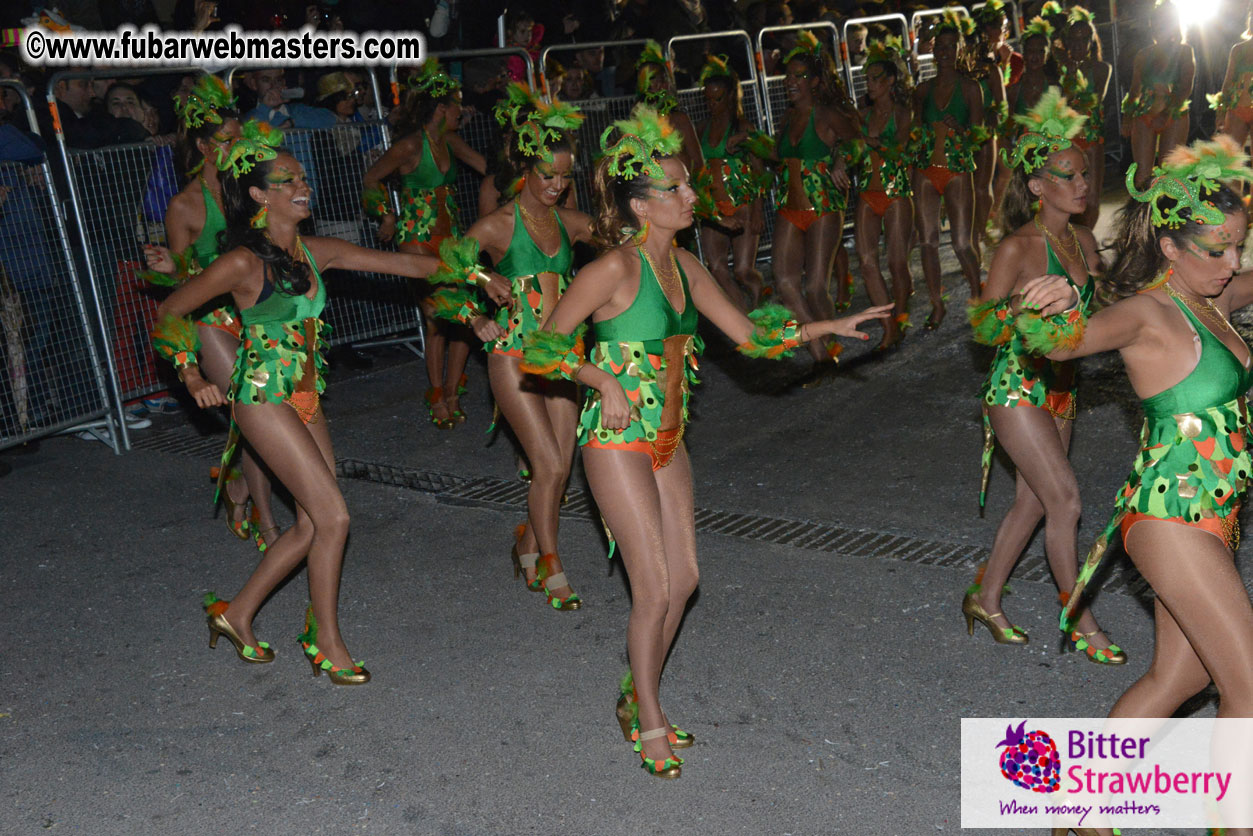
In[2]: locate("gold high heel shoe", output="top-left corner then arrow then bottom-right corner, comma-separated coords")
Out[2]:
616,673 -> 694,748
1069,629 -> 1127,665
221,485 -> 250,541
962,592 -> 1028,645
204,594 -> 274,663
297,604 -> 370,685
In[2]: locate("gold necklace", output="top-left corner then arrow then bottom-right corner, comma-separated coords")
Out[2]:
638,244 -> 681,306
199,173 -> 224,216
1163,281 -> 1236,337
1034,214 -> 1084,265
517,199 -> 557,237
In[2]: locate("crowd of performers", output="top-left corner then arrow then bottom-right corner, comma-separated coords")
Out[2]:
134,6 -> 1253,827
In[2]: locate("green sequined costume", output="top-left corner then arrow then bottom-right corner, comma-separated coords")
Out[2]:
1058,65 -> 1105,146
396,136 -> 460,245
777,109 -> 849,214
490,204 -> 574,358
1060,294 -> 1253,630
694,123 -> 771,223
849,112 -> 916,199
975,240 -> 1095,506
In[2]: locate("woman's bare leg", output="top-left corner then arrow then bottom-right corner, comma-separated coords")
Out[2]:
1158,112 -> 1189,161
700,225 -> 743,311
489,353 -> 577,598
885,197 -> 915,328
223,402 -> 356,670
731,227 -> 763,310
854,200 -> 895,347
771,214 -> 821,361
803,212 -> 843,339
973,140 -> 996,262
1130,117 -> 1157,191
419,306 -> 454,425
976,406 -> 1113,648
442,327 -> 472,419
942,173 -> 982,297
912,172 -> 946,327
197,325 -> 278,540
584,445 -> 699,767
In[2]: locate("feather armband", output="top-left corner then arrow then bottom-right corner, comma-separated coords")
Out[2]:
1013,308 -> 1086,354
737,303 -> 802,358
431,236 -> 491,288
520,326 -> 587,381
151,312 -> 201,370
138,247 -> 201,287
427,285 -> 483,326
361,185 -> 391,218
967,297 -> 1015,345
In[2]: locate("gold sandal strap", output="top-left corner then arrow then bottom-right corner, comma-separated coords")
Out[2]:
518,552 -> 539,569
543,571 -> 569,589
638,727 -> 669,741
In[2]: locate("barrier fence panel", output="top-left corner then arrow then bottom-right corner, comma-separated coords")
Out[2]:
911,6 -> 973,83
842,14 -> 911,105
667,30 -> 777,262
0,81 -> 118,453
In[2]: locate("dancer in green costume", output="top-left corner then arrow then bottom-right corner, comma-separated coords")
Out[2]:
1057,7 -> 1111,228
427,84 -> 594,611
913,11 -> 986,325
152,134 -> 439,685
851,37 -> 917,352
362,60 -> 487,429
520,106 -> 891,779
691,54 -> 771,313
1018,139 -> 1253,833
1121,0 -> 1193,191
143,76 -> 279,551
965,89 -> 1124,664
771,30 -> 860,383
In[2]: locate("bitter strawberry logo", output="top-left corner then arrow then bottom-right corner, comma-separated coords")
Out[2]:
995,721 -> 1061,793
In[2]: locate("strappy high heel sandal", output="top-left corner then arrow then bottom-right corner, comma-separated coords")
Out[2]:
1068,629 -> 1127,665
962,591 -> 1028,645
509,523 -> 542,592
616,672 -> 693,748
298,604 -> 370,686
537,553 -> 581,610
424,387 -> 454,430
632,726 -> 682,779
220,484 -> 251,541
204,594 -> 273,663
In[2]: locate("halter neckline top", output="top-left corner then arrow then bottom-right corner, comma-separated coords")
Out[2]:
240,241 -> 326,325
401,134 -> 457,191
192,176 -> 227,268
497,202 -> 573,278
923,79 -> 971,125
1142,295 -> 1253,419
778,109 -> 829,161
593,248 -> 698,347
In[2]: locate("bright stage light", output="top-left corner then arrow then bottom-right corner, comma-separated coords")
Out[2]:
1178,0 -> 1222,27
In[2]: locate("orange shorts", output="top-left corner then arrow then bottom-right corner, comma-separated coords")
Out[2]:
715,198 -> 738,218
284,390 -> 320,424
584,426 -> 684,471
1121,506 -> 1240,551
860,189 -> 899,218
921,165 -> 958,195
778,207 -> 818,233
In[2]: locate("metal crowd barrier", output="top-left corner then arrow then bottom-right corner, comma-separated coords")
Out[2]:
843,14 -> 911,105
911,6 -> 973,83
666,30 -> 778,262
0,80 -> 119,453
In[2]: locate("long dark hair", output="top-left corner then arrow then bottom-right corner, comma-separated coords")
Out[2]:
1104,185 -> 1244,298
394,86 -> 459,138
220,151 -> 312,297
175,109 -> 240,183
592,155 -> 664,252
1000,165 -> 1043,234
785,51 -> 854,111
703,73 -> 748,130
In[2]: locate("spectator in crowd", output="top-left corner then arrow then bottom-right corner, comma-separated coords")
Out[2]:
242,68 -> 335,209
41,73 -> 149,149
462,58 -> 508,116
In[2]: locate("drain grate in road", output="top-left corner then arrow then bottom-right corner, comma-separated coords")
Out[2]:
134,424 -> 1152,598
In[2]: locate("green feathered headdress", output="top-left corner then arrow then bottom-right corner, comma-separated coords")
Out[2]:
935,8 -> 974,38
636,64 -> 679,115
1127,134 -> 1253,228
494,83 -> 584,164
783,29 -> 825,65
1068,5 -> 1096,24
698,54 -> 735,86
1001,86 -> 1086,172
635,39 -> 667,69
974,0 -> 1008,26
1022,15 -> 1055,41
599,105 -> 683,181
1040,0 -> 1067,24
864,36 -> 908,68
176,74 -> 236,130
217,119 -> 284,178
410,59 -> 460,98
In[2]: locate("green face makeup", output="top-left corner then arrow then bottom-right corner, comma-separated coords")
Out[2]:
1184,228 -> 1243,260
265,167 -> 298,188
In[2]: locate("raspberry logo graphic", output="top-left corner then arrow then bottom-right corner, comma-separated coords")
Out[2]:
995,721 -> 1061,793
